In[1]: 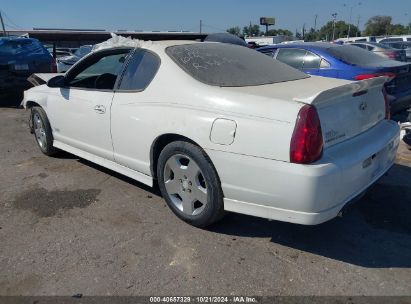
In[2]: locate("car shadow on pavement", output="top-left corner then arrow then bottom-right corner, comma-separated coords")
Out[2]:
75,157 -> 162,196
210,163 -> 411,269
0,92 -> 24,108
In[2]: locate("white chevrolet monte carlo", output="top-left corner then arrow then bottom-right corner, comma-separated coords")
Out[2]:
23,40 -> 400,227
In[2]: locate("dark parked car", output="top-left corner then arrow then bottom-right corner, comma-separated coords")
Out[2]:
257,42 -> 411,113
380,41 -> 411,62
348,42 -> 407,62
0,37 -> 56,94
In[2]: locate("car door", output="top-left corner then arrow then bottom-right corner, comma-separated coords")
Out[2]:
46,48 -> 132,160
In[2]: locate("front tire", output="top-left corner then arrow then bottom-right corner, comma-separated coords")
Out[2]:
31,106 -> 57,156
157,141 -> 225,227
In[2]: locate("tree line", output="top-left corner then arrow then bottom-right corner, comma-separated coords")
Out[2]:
227,15 -> 411,41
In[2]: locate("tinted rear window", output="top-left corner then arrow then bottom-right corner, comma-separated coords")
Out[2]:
166,43 -> 308,87
328,45 -> 392,66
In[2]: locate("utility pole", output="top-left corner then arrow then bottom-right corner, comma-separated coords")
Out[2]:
331,13 -> 337,41
405,13 -> 410,34
302,23 -> 306,40
357,15 -> 361,36
199,19 -> 202,33
346,2 -> 361,39
314,14 -> 318,32
0,11 -> 6,37
347,6 -> 353,38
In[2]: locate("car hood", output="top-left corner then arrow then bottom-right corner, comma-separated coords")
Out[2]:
57,55 -> 80,64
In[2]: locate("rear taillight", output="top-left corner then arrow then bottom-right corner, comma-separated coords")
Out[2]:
50,59 -> 57,73
385,51 -> 397,59
290,105 -> 323,164
354,73 -> 396,81
382,88 -> 391,120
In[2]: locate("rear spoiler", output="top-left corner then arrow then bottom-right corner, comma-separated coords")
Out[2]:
27,73 -> 63,87
293,76 -> 388,107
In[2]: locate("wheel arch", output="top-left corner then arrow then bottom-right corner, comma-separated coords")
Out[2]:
25,100 -> 41,109
150,133 -> 199,179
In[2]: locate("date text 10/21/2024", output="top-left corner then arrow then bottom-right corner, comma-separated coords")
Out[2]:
149,296 -> 258,303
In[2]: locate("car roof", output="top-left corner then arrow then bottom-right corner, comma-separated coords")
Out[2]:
348,41 -> 395,48
0,36 -> 39,43
258,42 -> 340,51
153,40 -> 199,47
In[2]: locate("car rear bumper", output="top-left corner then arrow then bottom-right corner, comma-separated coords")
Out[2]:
207,120 -> 400,225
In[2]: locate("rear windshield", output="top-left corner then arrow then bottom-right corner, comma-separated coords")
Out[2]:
0,39 -> 47,56
371,43 -> 393,49
328,45 -> 392,66
166,43 -> 309,87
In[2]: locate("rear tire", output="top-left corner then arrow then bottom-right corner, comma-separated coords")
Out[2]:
157,141 -> 225,227
31,106 -> 58,156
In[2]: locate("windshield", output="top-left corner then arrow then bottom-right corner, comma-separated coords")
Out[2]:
390,42 -> 411,49
166,43 -> 309,87
0,39 -> 47,56
75,46 -> 92,57
328,45 -> 395,66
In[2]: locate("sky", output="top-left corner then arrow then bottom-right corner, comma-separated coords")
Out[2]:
1,0 -> 410,34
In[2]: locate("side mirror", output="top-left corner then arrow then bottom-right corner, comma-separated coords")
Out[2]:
47,75 -> 66,88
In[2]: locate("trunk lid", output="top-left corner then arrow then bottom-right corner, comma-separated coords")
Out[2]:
295,76 -> 387,147
221,76 -> 387,148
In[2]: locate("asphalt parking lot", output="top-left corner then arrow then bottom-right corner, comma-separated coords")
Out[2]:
0,97 -> 411,296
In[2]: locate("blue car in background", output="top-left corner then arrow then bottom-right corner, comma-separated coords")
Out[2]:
257,42 -> 411,114
0,37 -> 56,94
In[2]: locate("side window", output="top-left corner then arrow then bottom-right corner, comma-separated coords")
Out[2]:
380,38 -> 402,43
320,59 -> 330,68
260,50 -> 274,57
352,44 -> 367,49
407,38 -> 411,42
68,52 -> 130,90
275,48 -> 306,70
303,51 -> 321,69
118,49 -> 160,91
367,45 -> 375,51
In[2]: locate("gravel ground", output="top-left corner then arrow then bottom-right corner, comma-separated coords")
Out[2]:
0,99 -> 411,296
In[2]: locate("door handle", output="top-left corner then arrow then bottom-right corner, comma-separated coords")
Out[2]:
94,105 -> 106,114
